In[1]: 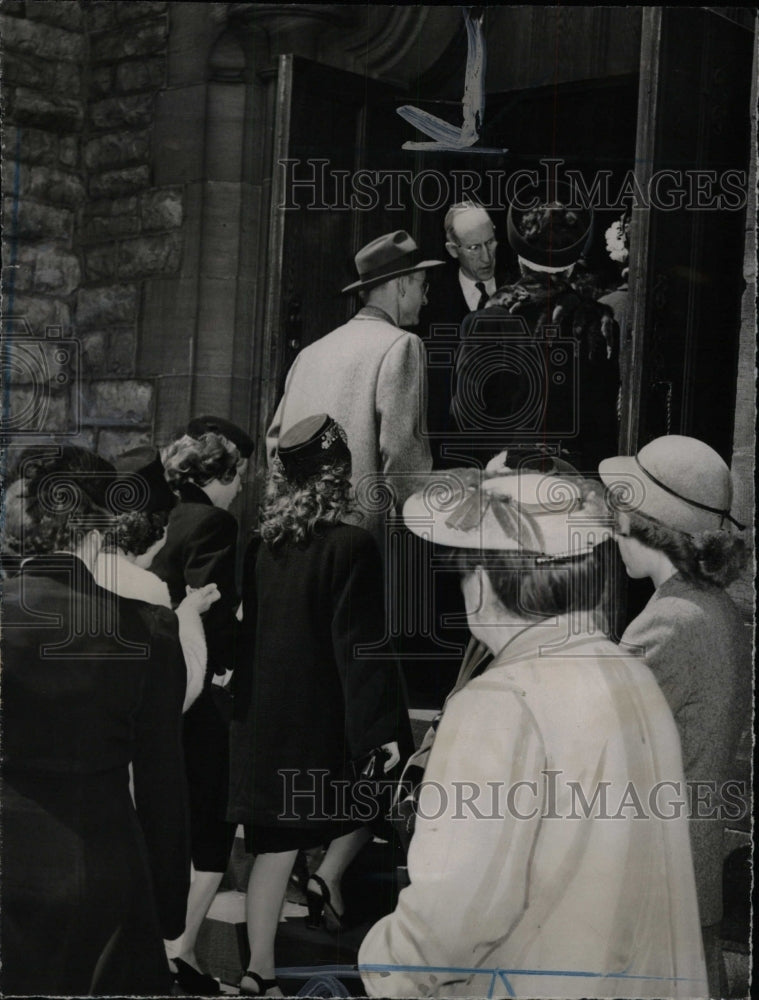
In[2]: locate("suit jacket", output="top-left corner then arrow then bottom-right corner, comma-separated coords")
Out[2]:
620,573 -> 751,925
423,263 -> 513,467
266,310 -> 432,547
149,482 -> 239,680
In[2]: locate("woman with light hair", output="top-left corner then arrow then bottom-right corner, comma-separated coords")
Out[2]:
359,469 -> 707,998
229,414 -> 412,997
149,431 -> 245,995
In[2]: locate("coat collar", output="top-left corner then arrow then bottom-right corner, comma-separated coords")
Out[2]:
176,481 -> 213,506
14,552 -> 98,594
488,615 -> 599,667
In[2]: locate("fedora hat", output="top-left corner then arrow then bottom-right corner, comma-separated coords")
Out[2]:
403,470 -> 612,560
599,435 -> 743,534
341,230 -> 444,293
277,413 -> 351,485
507,181 -> 593,269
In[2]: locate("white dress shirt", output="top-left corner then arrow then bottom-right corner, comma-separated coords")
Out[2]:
459,271 -> 496,311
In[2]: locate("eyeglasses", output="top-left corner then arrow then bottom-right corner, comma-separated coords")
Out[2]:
453,237 -> 498,256
408,276 -> 429,294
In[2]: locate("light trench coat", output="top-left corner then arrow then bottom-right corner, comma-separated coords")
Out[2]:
359,620 -> 707,999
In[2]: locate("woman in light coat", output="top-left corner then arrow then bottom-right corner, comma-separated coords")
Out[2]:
359,469 -> 707,999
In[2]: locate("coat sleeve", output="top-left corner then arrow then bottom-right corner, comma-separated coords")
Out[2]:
358,681 -> 545,998
620,597 -> 697,720
376,333 -> 432,506
182,509 -> 239,677
131,607 -> 191,940
265,357 -> 301,466
330,528 -> 412,759
231,536 -> 261,721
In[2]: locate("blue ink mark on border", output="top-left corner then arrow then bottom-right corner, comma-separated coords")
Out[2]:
359,961 -> 708,992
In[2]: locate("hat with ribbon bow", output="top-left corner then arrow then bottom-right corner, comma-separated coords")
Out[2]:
402,470 -> 612,561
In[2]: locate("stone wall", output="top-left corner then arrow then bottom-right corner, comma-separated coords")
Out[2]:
2,0 -> 184,461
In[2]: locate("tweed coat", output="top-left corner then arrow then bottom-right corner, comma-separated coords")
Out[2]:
620,572 -> 751,926
359,622 -> 707,999
266,310 -> 432,548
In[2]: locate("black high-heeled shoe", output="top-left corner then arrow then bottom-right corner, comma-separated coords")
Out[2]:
171,957 -> 221,995
239,970 -> 280,996
305,873 -> 346,932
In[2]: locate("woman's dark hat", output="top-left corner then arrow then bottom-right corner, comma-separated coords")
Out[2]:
277,414 -> 351,484
341,230 -> 444,294
113,446 -> 176,514
507,181 -> 593,269
187,415 -> 254,458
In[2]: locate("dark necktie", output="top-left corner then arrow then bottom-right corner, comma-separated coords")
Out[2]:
475,281 -> 489,310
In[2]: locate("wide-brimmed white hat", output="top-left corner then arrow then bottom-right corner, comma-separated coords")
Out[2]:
598,435 -> 743,535
402,470 -> 612,561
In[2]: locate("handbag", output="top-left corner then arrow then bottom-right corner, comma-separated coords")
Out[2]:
344,746 -> 398,839
389,637 -> 494,852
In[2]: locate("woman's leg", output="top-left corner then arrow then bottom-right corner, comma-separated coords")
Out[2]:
172,869 -> 225,970
242,850 -> 298,995
308,826 -> 371,917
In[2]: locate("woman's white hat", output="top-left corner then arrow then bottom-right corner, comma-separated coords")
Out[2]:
402,470 -> 612,560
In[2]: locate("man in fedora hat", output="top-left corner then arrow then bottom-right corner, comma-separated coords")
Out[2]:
450,182 -> 619,474
266,230 -> 443,550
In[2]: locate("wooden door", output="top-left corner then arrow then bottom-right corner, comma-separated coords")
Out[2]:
623,7 -> 754,460
260,57 -> 407,424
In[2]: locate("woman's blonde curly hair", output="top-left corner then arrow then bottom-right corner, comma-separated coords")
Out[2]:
162,432 -> 241,490
259,460 -> 354,548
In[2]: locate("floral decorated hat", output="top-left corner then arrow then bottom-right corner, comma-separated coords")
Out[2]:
277,413 -> 351,484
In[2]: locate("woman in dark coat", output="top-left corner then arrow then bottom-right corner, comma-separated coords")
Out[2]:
149,430 -> 243,994
1,447 -> 190,996
228,413 -> 413,997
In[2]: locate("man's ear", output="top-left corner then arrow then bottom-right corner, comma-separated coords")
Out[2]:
445,240 -> 460,262
615,510 -> 632,536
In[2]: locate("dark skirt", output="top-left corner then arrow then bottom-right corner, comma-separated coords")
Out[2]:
183,688 -> 236,872
1,768 -> 172,997
244,824 -> 330,855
